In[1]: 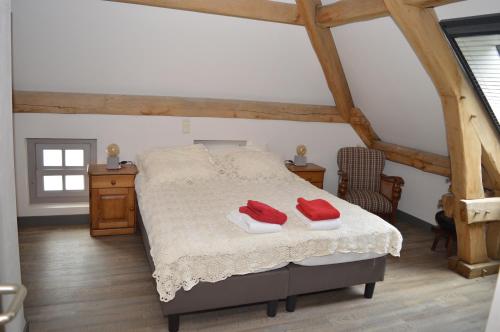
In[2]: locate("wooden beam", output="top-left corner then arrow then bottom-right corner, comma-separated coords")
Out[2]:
448,256 -> 500,279
105,0 -> 303,25
459,197 -> 500,224
384,0 -> 490,269
317,0 -> 389,28
404,0 -> 465,8
296,0 -> 354,122
13,91 -> 344,123
317,0 -> 464,28
372,141 -> 451,177
487,223 -> 500,260
350,107 -> 379,147
297,0 -> 454,176
383,0 -> 500,189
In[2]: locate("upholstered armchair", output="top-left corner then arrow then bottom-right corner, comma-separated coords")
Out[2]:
337,147 -> 404,224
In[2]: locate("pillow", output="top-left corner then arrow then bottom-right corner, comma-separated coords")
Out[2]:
137,144 -> 219,185
220,150 -> 293,181
207,142 -> 267,174
207,142 -> 266,157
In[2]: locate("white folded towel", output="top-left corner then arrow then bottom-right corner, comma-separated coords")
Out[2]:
227,210 -> 282,234
294,208 -> 342,231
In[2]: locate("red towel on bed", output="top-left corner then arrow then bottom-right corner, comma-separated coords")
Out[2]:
296,198 -> 340,221
239,200 -> 287,225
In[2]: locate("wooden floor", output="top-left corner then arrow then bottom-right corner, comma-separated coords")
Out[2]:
19,220 -> 497,332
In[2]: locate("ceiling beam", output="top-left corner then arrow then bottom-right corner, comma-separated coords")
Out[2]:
317,0 -> 464,28
296,0 -> 354,124
296,0 -> 451,177
13,91 -> 344,123
372,141 -> 451,177
105,0 -> 304,25
404,0 -> 465,7
317,0 -> 389,28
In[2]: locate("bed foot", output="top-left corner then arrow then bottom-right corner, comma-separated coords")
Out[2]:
168,314 -> 180,332
286,295 -> 297,312
364,282 -> 376,299
266,300 -> 279,317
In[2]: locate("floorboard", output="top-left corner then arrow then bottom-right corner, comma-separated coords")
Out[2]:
18,220 -> 497,331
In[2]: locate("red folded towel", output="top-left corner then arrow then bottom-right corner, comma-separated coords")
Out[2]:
239,200 -> 287,225
297,198 -> 340,221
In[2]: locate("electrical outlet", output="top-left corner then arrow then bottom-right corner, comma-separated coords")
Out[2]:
182,119 -> 191,134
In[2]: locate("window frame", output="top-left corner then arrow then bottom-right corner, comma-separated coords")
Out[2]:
441,13 -> 500,134
27,138 -> 97,204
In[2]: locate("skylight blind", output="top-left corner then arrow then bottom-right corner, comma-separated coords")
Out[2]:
456,34 -> 500,121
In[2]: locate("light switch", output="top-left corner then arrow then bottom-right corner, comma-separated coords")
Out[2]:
182,119 -> 191,134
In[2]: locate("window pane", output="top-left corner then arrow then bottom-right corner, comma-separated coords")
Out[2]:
65,149 -> 84,166
43,175 -> 63,191
43,149 -> 62,167
65,175 -> 85,191
456,34 -> 500,125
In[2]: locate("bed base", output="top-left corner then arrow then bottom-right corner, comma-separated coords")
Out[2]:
137,209 -> 386,331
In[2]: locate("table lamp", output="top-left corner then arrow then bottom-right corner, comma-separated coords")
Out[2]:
106,143 -> 121,170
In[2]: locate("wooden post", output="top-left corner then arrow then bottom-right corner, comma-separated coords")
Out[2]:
384,0 -> 498,276
296,0 -> 355,123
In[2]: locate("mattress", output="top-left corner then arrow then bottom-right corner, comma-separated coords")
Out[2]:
135,174 -> 402,302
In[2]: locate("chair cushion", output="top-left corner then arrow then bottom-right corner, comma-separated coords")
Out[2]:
337,147 -> 385,192
345,190 -> 392,214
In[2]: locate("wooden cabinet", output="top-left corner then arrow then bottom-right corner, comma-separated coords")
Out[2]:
286,163 -> 325,189
88,164 -> 138,236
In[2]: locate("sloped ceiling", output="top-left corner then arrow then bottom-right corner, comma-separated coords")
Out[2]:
12,0 -> 333,105
332,0 -> 500,156
12,0 -> 500,158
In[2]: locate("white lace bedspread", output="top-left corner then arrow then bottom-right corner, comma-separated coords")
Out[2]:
137,176 -> 403,302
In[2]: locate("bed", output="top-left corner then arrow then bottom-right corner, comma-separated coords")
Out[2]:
135,144 -> 402,331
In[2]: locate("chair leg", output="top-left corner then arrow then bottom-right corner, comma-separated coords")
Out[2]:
390,209 -> 398,224
431,235 -> 440,251
364,283 -> 376,299
267,300 -> 278,317
286,295 -> 297,312
168,314 -> 180,332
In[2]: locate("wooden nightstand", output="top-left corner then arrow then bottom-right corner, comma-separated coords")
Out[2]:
286,163 -> 325,189
88,164 -> 138,236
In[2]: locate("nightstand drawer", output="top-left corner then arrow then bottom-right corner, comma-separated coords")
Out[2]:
293,171 -> 324,183
91,175 -> 135,189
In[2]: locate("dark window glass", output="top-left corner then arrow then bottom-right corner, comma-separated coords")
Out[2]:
441,13 -> 500,133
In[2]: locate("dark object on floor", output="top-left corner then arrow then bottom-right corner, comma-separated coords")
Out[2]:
431,210 -> 457,257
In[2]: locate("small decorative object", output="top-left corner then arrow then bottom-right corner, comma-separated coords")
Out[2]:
106,143 -> 121,170
294,144 -> 307,166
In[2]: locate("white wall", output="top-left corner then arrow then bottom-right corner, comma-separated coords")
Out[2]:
11,0 -> 332,104
10,0 -> 500,224
14,114 -> 363,216
0,0 -> 25,331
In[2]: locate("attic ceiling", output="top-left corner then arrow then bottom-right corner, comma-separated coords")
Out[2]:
14,0 -> 458,175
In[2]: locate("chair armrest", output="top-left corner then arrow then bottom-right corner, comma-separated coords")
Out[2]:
337,170 -> 348,199
380,174 -> 404,202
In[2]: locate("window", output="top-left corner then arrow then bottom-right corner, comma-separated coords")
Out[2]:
27,139 -> 97,203
441,14 -> 500,133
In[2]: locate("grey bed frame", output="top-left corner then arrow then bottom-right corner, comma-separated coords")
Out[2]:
137,208 -> 386,332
